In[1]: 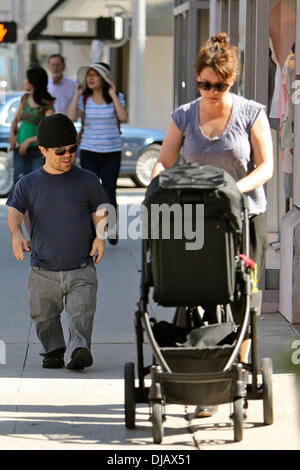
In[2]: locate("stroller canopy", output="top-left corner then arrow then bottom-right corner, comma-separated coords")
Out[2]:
144,163 -> 244,234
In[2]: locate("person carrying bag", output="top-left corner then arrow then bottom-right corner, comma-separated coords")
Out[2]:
67,62 -> 128,245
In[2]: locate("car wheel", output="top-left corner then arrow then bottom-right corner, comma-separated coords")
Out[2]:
133,143 -> 161,187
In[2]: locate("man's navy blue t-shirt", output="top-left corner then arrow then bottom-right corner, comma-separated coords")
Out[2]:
6,166 -> 109,271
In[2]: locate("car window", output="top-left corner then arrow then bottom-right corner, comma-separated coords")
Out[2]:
4,97 -> 21,124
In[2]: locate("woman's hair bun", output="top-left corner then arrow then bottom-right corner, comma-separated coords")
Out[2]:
194,31 -> 239,80
210,33 -> 229,46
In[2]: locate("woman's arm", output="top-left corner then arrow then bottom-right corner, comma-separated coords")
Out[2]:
18,136 -> 38,156
108,84 -> 128,122
45,107 -> 55,117
236,109 -> 273,193
151,119 -> 183,179
67,85 -> 84,122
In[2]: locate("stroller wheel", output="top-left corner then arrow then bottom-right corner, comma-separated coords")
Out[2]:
152,402 -> 163,444
124,362 -> 136,429
261,357 -> 273,425
233,397 -> 244,442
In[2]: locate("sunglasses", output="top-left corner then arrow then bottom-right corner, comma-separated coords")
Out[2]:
54,144 -> 78,156
197,81 -> 230,92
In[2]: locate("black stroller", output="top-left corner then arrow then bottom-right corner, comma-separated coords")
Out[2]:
124,163 -> 273,444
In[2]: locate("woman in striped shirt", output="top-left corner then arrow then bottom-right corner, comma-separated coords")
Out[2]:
67,63 -> 128,244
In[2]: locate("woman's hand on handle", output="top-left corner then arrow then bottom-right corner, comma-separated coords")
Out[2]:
151,119 -> 183,179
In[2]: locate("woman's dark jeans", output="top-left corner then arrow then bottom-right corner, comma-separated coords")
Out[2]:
80,149 -> 121,209
14,146 -> 44,184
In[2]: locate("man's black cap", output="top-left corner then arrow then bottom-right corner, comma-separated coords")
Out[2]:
37,113 -> 77,148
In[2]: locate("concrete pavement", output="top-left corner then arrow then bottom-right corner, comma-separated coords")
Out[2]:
0,189 -> 299,452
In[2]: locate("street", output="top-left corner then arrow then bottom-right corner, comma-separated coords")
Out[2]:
0,182 -> 299,452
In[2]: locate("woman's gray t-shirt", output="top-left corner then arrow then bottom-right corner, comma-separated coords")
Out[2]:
171,93 -> 267,215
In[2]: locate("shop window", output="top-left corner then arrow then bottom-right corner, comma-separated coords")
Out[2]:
269,0 -> 296,211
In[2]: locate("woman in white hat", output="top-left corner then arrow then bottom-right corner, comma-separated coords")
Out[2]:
67,62 -> 128,244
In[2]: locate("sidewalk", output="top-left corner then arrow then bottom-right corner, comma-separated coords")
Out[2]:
0,310 -> 298,451
0,198 -> 299,451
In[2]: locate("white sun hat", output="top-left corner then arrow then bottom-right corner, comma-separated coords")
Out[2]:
77,63 -> 112,87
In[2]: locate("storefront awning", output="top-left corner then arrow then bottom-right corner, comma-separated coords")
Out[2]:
28,0 -> 133,40
27,0 -> 173,41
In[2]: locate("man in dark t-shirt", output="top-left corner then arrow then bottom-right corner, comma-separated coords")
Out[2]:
7,114 -> 108,371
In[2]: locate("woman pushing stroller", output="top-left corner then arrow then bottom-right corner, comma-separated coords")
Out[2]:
152,32 -> 273,417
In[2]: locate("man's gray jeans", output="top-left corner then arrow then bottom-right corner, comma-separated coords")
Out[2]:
27,263 -> 98,365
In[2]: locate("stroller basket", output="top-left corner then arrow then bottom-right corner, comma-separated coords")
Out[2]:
154,321 -> 239,405
157,366 -> 234,406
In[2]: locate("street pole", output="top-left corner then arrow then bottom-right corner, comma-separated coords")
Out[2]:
129,0 -> 146,127
16,0 -> 25,90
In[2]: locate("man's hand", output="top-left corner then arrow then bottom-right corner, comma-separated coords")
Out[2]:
90,237 -> 105,264
12,232 -> 30,260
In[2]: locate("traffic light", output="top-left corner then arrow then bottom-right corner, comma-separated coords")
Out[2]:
0,21 -> 17,43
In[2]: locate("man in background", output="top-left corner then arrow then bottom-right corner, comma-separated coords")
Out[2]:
48,54 -> 77,114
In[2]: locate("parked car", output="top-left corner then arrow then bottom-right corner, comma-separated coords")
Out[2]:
0,92 -> 166,197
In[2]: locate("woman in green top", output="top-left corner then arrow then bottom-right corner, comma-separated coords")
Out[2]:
9,67 -> 55,183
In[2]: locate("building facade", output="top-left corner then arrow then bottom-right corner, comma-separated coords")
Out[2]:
0,0 -> 175,131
